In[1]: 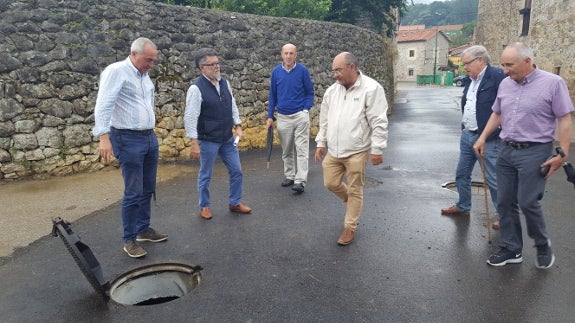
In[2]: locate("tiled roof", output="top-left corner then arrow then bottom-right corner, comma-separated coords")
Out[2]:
449,43 -> 475,56
395,29 -> 443,42
438,24 -> 464,31
398,24 -> 426,31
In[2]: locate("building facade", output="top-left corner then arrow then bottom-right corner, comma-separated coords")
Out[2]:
395,27 -> 451,82
475,0 -> 575,103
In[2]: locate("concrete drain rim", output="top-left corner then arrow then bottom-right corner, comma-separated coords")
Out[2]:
109,263 -> 202,306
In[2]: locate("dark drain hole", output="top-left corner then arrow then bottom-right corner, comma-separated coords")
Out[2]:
109,264 -> 202,306
441,181 -> 486,194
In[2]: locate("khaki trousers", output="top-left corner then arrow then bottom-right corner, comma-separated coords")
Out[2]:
277,111 -> 310,185
322,150 -> 369,230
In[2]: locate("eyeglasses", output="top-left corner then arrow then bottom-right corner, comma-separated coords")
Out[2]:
202,62 -> 221,67
462,57 -> 479,66
331,64 -> 349,75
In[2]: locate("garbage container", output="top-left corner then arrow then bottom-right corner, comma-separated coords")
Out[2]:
416,75 -> 433,85
445,71 -> 454,86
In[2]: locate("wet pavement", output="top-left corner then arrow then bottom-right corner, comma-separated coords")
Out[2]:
1,83 -> 574,322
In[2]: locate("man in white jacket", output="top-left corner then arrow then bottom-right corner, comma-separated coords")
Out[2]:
314,52 -> 389,246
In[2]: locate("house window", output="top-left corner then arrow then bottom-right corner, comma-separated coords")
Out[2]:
519,0 -> 531,36
409,50 -> 415,58
408,68 -> 414,76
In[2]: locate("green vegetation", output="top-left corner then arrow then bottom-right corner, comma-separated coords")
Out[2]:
401,0 -> 478,47
154,0 -> 409,36
401,0 -> 478,26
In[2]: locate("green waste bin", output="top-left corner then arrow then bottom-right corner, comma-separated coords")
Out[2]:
416,75 -> 433,85
445,71 -> 454,86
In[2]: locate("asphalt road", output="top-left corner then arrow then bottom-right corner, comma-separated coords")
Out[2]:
1,83 -> 574,322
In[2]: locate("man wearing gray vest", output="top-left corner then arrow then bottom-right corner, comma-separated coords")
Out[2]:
184,48 -> 252,220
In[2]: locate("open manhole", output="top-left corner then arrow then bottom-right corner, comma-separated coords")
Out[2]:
441,181 -> 487,195
51,217 -> 202,306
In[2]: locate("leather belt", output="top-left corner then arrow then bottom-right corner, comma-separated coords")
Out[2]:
110,127 -> 153,136
504,141 -> 545,149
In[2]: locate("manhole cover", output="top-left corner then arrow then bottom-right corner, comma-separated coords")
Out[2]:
52,217 -> 202,306
109,263 -> 202,306
441,181 -> 487,195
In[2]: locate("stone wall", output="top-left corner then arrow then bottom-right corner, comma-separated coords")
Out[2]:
475,0 -> 575,103
0,0 -> 395,181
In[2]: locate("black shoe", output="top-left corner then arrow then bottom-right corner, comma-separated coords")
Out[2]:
535,243 -> 555,269
292,183 -> 304,193
487,248 -> 523,267
281,179 -> 294,187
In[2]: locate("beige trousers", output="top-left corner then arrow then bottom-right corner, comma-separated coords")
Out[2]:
322,150 -> 369,231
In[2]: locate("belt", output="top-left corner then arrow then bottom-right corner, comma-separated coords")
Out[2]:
467,129 -> 479,135
110,127 -> 153,136
504,141 -> 545,149
280,109 -> 306,116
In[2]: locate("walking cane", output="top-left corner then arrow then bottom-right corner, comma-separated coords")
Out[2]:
480,156 -> 493,244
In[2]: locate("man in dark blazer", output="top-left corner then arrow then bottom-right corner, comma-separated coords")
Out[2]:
441,45 -> 506,230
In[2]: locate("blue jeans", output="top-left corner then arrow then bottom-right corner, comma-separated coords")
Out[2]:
455,130 -> 499,212
497,142 -> 552,253
198,137 -> 243,208
110,129 -> 158,243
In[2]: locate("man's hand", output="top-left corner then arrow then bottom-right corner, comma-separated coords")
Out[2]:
189,139 -> 200,160
314,147 -> 325,162
541,154 -> 566,179
371,154 -> 383,165
473,137 -> 486,157
98,133 -> 114,163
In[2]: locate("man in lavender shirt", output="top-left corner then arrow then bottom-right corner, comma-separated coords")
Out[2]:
474,42 -> 573,269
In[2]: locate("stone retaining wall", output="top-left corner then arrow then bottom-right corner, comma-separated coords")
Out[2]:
0,0 -> 395,181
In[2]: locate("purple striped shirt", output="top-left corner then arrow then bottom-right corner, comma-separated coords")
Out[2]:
493,68 -> 574,142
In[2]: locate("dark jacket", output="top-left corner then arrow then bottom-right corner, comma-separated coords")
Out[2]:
195,76 -> 234,143
460,65 -> 506,141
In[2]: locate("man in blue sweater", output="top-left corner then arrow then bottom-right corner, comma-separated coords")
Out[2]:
267,44 -> 315,193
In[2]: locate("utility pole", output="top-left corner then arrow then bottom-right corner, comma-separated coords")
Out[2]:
433,26 -> 438,82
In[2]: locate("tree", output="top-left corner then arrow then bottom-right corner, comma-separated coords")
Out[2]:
326,0 -> 408,36
401,0 -> 478,26
156,0 -> 411,35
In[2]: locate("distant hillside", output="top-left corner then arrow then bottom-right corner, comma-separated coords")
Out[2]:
401,0 -> 478,26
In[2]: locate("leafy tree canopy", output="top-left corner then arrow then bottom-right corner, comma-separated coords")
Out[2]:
401,0 -> 478,27
156,0 -> 411,36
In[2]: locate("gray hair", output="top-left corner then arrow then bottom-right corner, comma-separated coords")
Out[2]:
343,52 -> 359,68
462,45 -> 491,65
131,37 -> 156,54
195,48 -> 218,69
505,42 -> 534,61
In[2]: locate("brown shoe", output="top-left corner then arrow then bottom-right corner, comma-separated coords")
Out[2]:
441,205 -> 470,216
123,241 -> 147,258
229,202 -> 252,214
136,228 -> 168,242
492,220 -> 500,230
200,207 -> 212,219
337,229 -> 355,246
